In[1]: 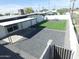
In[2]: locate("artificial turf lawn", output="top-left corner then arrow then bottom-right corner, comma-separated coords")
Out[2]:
36,20 -> 66,30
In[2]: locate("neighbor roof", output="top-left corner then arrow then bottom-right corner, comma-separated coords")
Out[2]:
0,17 -> 34,26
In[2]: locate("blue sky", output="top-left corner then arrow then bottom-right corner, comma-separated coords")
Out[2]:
0,0 -> 79,10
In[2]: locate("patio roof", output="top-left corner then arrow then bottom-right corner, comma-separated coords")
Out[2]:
0,17 -> 34,26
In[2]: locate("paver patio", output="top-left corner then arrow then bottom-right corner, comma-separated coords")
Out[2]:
0,20 -> 70,59
1,26 -> 67,59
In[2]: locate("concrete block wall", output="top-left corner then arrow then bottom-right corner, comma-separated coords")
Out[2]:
68,15 -> 78,59
40,40 -> 53,59
45,15 -> 68,20
41,15 -> 78,59
41,46 -> 51,59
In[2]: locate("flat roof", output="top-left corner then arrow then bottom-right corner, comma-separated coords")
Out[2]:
0,12 -> 46,21
0,17 -> 34,26
0,15 -> 26,20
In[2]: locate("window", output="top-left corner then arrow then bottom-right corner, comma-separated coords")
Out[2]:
7,24 -> 18,33
7,27 -> 13,32
13,25 -> 18,30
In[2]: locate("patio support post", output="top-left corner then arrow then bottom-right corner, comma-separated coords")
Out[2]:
36,17 -> 38,24
8,36 -> 13,44
21,22 -> 23,29
5,26 -> 13,44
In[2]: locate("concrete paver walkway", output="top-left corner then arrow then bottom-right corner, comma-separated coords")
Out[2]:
0,27 -> 66,59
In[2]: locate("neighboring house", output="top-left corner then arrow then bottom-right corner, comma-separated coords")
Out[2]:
46,10 -> 60,15
0,8 -> 25,16
18,9 -> 25,15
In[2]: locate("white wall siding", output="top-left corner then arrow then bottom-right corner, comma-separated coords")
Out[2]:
18,23 -> 22,30
22,21 -> 31,29
0,26 -> 7,38
31,19 -> 36,25
37,15 -> 44,23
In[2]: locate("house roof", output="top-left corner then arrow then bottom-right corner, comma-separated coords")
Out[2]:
0,15 -> 25,20
0,12 -> 46,21
0,17 -> 34,26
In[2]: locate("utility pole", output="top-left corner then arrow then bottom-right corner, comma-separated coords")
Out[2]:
70,0 -> 76,23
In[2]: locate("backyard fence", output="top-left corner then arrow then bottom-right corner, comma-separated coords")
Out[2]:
53,45 -> 73,59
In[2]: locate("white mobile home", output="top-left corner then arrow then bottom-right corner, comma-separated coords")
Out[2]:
0,15 -> 44,39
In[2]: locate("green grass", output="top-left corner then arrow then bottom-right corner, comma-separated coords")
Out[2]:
36,20 -> 66,30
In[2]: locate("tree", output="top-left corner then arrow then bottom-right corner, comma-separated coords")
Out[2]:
0,14 -> 3,16
57,8 -> 69,15
5,13 -> 10,16
24,7 -> 34,14
40,9 -> 48,12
